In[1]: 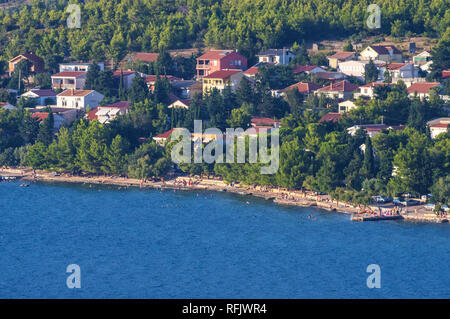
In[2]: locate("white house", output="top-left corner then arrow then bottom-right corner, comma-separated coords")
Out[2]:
52,71 -> 87,90
426,118 -> 450,138
407,82 -> 441,100
413,51 -> 432,66
347,124 -> 405,138
382,63 -> 418,81
359,45 -> 402,63
338,100 -> 358,113
94,101 -> 130,124
57,89 -> 104,110
338,60 -> 383,81
20,89 -> 58,105
315,80 -> 359,100
257,49 -> 295,65
354,82 -> 392,99
168,99 -> 191,109
59,62 -> 104,72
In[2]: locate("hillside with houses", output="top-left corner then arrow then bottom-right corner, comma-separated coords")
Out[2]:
0,0 -> 449,212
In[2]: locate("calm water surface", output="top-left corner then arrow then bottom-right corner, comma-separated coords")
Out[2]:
0,181 -> 449,298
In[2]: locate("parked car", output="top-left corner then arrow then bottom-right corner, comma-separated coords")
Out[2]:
373,195 -> 390,203
442,205 -> 449,212
400,199 -> 420,206
424,203 -> 435,210
393,198 -> 402,206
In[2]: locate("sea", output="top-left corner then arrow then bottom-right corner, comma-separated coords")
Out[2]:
0,181 -> 449,298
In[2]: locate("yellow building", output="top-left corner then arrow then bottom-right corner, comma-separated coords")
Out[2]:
202,70 -> 243,94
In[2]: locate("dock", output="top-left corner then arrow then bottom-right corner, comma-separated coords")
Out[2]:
351,214 -> 403,222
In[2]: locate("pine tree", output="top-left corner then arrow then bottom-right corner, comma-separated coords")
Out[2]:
37,110 -> 54,146
361,136 -> 375,179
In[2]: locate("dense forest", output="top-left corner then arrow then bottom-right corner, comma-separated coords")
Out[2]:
0,0 -> 449,70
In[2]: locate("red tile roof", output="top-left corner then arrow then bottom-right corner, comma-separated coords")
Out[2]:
329,52 -> 356,60
284,81 -> 322,94
203,70 -> 241,79
407,82 -> 440,94
317,80 -> 359,92
132,52 -> 159,63
86,108 -> 98,120
243,66 -> 259,75
52,71 -> 86,77
31,112 -> 50,122
154,128 -> 176,139
318,112 -> 342,123
251,117 -> 281,126
442,71 -> 450,80
0,102 -> 12,108
293,65 -> 319,74
112,70 -> 136,77
198,50 -> 233,60
386,63 -> 408,70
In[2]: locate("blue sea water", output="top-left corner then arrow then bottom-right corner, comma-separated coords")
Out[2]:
0,181 -> 449,299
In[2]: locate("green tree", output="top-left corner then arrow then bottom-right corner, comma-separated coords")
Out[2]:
364,59 -> 378,83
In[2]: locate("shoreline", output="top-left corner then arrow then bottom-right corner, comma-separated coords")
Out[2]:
1,167 -> 448,224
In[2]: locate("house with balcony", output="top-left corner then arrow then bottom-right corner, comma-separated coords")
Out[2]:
56,89 -> 104,110
196,50 -> 247,79
51,71 -> 87,90
315,80 -> 359,100
59,62 -> 104,72
202,70 -> 244,94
